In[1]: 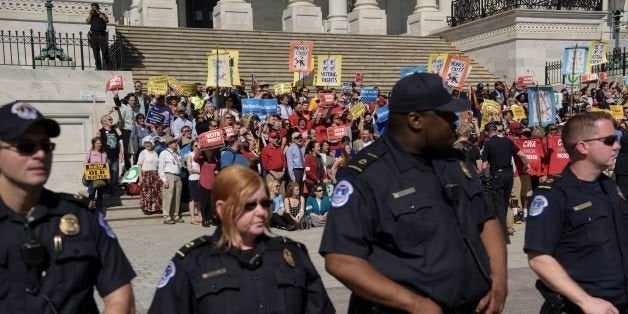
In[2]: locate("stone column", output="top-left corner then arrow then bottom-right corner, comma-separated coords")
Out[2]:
213,0 -> 254,30
327,0 -> 348,33
141,0 -> 178,27
407,0 -> 447,36
283,0 -> 323,33
348,0 -> 387,35
127,0 -> 141,25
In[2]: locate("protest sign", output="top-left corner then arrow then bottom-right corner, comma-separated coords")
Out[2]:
180,83 -> 197,97
121,165 -> 139,183
294,69 -> 314,86
514,138 -> 544,176
342,82 -> 353,94
198,130 -> 225,150
326,126 -> 347,141
105,75 -> 123,91
350,102 -> 367,118
147,75 -> 169,95
580,73 -> 598,83
207,52 -> 232,87
319,93 -> 336,108
592,107 -> 612,115
360,88 -> 378,102
528,86 -> 557,127
274,82 -> 292,95
511,105 -> 526,121
480,100 -> 501,129
260,99 -> 278,123
587,40 -> 608,67
242,98 -> 261,116
223,126 -> 235,138
316,55 -> 342,86
516,75 -> 535,87
375,106 -> 389,137
610,105 -> 624,120
289,41 -> 314,72
599,72 -> 608,82
400,66 -> 427,78
442,55 -> 471,91
562,46 -> 589,76
355,72 -> 363,84
210,49 -> 241,86
84,163 -> 110,181
427,54 -> 448,76
146,108 -> 166,125
179,143 -> 192,161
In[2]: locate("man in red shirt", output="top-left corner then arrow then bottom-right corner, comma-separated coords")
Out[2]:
261,131 -> 286,192
288,99 -> 311,127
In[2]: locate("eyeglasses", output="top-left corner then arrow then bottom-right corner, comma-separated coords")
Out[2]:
315,189 -> 324,192
244,199 -> 272,211
0,141 -> 56,154
583,135 -> 617,146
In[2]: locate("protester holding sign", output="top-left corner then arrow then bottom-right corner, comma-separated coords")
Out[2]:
84,137 -> 108,212
98,111 -> 122,196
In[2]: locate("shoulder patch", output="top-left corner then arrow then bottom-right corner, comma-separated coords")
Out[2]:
331,180 -> 354,208
538,175 -> 561,191
529,195 -> 548,217
175,235 -> 212,259
156,261 -> 176,289
98,211 -> 117,239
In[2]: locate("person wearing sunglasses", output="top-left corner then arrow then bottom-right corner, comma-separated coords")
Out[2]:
525,112 -> 628,314
148,165 -> 334,313
304,184 -> 330,228
0,101 -> 136,313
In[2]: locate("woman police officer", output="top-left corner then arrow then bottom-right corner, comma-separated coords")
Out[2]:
148,165 -> 334,313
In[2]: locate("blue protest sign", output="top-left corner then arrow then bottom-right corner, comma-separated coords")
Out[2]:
242,98 -> 261,116
260,99 -> 278,123
527,86 -> 557,127
400,66 -> 427,78
561,46 -> 589,76
146,108 -> 165,125
375,105 -> 389,137
179,143 -> 191,160
361,88 -> 378,102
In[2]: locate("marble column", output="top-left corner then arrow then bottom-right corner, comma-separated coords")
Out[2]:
348,0 -> 387,35
327,0 -> 348,33
213,0 -> 254,30
140,0 -> 178,27
127,0 -> 142,25
283,0 -> 323,33
407,0 -> 447,36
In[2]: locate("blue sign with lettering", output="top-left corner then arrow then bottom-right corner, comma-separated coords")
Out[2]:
361,88 -> 378,102
400,66 -> 427,78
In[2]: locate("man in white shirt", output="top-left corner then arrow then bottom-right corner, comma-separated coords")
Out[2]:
352,129 -> 374,153
170,109 -> 196,139
158,137 -> 183,224
277,94 -> 293,120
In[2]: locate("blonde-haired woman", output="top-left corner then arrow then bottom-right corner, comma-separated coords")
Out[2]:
148,165 -> 334,313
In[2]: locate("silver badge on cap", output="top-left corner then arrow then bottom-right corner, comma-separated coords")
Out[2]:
11,102 -> 38,120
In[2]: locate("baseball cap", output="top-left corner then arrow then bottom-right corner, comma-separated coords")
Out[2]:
484,122 -> 498,131
389,73 -> 470,113
269,131 -> 279,139
508,122 -> 522,130
0,101 -> 60,140
291,132 -> 301,140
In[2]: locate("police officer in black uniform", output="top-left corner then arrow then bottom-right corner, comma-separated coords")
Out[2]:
148,165 -> 334,313
0,101 -> 136,313
525,112 -> 628,314
86,3 -> 110,70
481,122 -> 529,238
320,73 -> 507,313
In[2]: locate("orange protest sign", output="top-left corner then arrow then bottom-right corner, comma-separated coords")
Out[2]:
442,55 -> 471,91
319,93 -> 336,108
289,41 -> 314,72
198,130 -> 225,150
326,126 -> 347,141
105,75 -> 123,91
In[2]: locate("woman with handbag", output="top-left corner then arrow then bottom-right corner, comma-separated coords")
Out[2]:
84,137 -> 108,212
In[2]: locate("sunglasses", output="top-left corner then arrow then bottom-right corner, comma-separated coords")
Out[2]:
0,141 -> 56,154
315,189 -> 324,192
583,135 -> 618,146
244,199 -> 272,211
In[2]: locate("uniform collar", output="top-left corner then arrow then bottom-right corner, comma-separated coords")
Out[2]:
560,166 -> 611,188
383,132 -> 442,173
0,189 -> 66,222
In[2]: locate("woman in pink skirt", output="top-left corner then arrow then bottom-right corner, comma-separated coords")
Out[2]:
137,136 -> 162,214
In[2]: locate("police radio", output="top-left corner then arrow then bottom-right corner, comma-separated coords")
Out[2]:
236,250 -> 263,270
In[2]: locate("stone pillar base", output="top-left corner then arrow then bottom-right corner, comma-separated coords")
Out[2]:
327,18 -> 348,33
213,1 -> 253,30
407,10 -> 447,36
283,5 -> 323,33
141,0 -> 178,27
348,8 -> 387,35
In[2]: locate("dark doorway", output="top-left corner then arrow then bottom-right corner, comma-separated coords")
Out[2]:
186,0 -> 218,28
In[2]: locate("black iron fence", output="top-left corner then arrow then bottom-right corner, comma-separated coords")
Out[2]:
544,48 -> 628,85
448,0 -> 603,27
0,29 -> 123,70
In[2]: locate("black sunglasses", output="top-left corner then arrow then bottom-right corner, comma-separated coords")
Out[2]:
244,199 -> 272,211
315,189 -> 324,192
0,141 -> 56,154
583,135 -> 617,146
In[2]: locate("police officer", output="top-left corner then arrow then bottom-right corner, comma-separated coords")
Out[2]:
86,2 -> 110,70
320,73 -> 507,313
481,122 -> 529,238
525,112 -> 628,314
0,101 -> 136,313
148,165 -> 334,313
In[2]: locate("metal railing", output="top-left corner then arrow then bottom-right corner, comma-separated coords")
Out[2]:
544,48 -> 628,85
0,29 -> 121,70
448,0 -> 603,27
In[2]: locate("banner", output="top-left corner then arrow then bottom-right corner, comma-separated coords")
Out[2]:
511,105 -> 526,121
516,75 -> 536,87
105,75 -> 123,91
587,40 -> 609,67
198,130 -> 225,150
360,88 -> 378,102
592,107 -> 612,115
580,73 -> 598,83
480,100 -> 501,129
610,105 -> 624,120
400,66 -> 427,78
319,93 -> 336,108
207,52 -> 232,88
274,82 -> 292,95
289,41 -> 314,72
223,126 -> 235,138
180,83 -> 197,97
427,54 -> 448,76
121,165 -> 139,183
326,126 -> 347,141
316,55 -> 342,86
527,86 -> 557,127
342,82 -> 353,94
514,138 -> 544,176
349,102 -> 366,118
561,46 -> 589,75
442,55 -> 472,91
84,163 -> 110,181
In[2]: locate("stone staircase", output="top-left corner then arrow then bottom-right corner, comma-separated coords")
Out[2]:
115,26 -> 498,93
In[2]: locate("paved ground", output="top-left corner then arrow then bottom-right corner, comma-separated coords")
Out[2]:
98,198 -> 542,313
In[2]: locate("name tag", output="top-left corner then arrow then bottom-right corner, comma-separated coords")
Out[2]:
392,187 -> 415,199
572,201 -> 592,212
202,268 -> 227,279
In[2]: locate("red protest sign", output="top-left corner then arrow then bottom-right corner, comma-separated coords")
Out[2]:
105,75 -> 123,91
516,75 -> 535,86
599,72 -> 608,82
223,126 -> 235,138
319,93 -> 336,108
580,73 -> 598,83
326,126 -> 347,141
355,72 -> 363,84
198,130 -> 225,150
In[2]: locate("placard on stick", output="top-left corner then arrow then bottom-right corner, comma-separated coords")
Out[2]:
84,163 -> 110,181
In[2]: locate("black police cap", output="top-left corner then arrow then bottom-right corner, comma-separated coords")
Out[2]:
389,73 -> 470,114
0,101 -> 60,140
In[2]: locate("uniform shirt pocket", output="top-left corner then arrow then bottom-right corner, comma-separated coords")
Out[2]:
567,208 -> 611,246
274,268 -> 307,312
389,194 -> 435,250
54,238 -> 99,290
192,275 -> 239,299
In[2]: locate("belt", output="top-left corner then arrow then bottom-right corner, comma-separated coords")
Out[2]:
494,168 -> 512,172
165,172 -> 180,176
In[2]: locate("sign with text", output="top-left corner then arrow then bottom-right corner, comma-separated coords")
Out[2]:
260,99 -> 278,123
580,73 -> 598,83
610,105 -> 624,120
350,102 -> 367,118
319,93 -> 336,108
562,46 -> 589,75
105,75 -> 123,91
516,75 -> 536,87
326,126 -> 347,141
121,165 -> 139,183
342,82 -> 353,94
511,105 -> 526,121
375,105 -> 389,137
274,82 -> 292,95
223,126 -> 235,138
360,88 -> 378,102
242,98 -> 261,116
442,55 -> 471,91
146,108 -> 166,125
427,54 -> 448,76
480,100 -> 501,129
207,52 -> 232,87
400,66 -> 427,78
316,55 -> 342,86
528,86 -> 557,127
210,49 -> 241,86
587,40 -> 608,67
289,41 -> 314,72
198,130 -> 225,150
84,163 -> 110,181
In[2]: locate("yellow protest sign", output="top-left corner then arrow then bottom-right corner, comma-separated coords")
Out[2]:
610,105 -> 624,119
147,75 -> 170,95
180,83 -> 197,97
591,107 -> 613,115
480,100 -> 501,129
210,49 -> 240,86
511,105 -> 526,121
316,55 -> 342,86
207,52 -> 232,88
427,53 -> 448,77
274,82 -> 292,95
349,102 -> 367,118
84,163 -> 110,181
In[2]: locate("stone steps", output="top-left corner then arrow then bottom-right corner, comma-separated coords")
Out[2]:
116,26 -> 498,93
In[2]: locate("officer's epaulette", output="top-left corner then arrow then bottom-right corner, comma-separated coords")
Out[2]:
175,235 -> 213,259
59,192 -> 91,209
344,144 -> 387,176
537,176 -> 561,191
